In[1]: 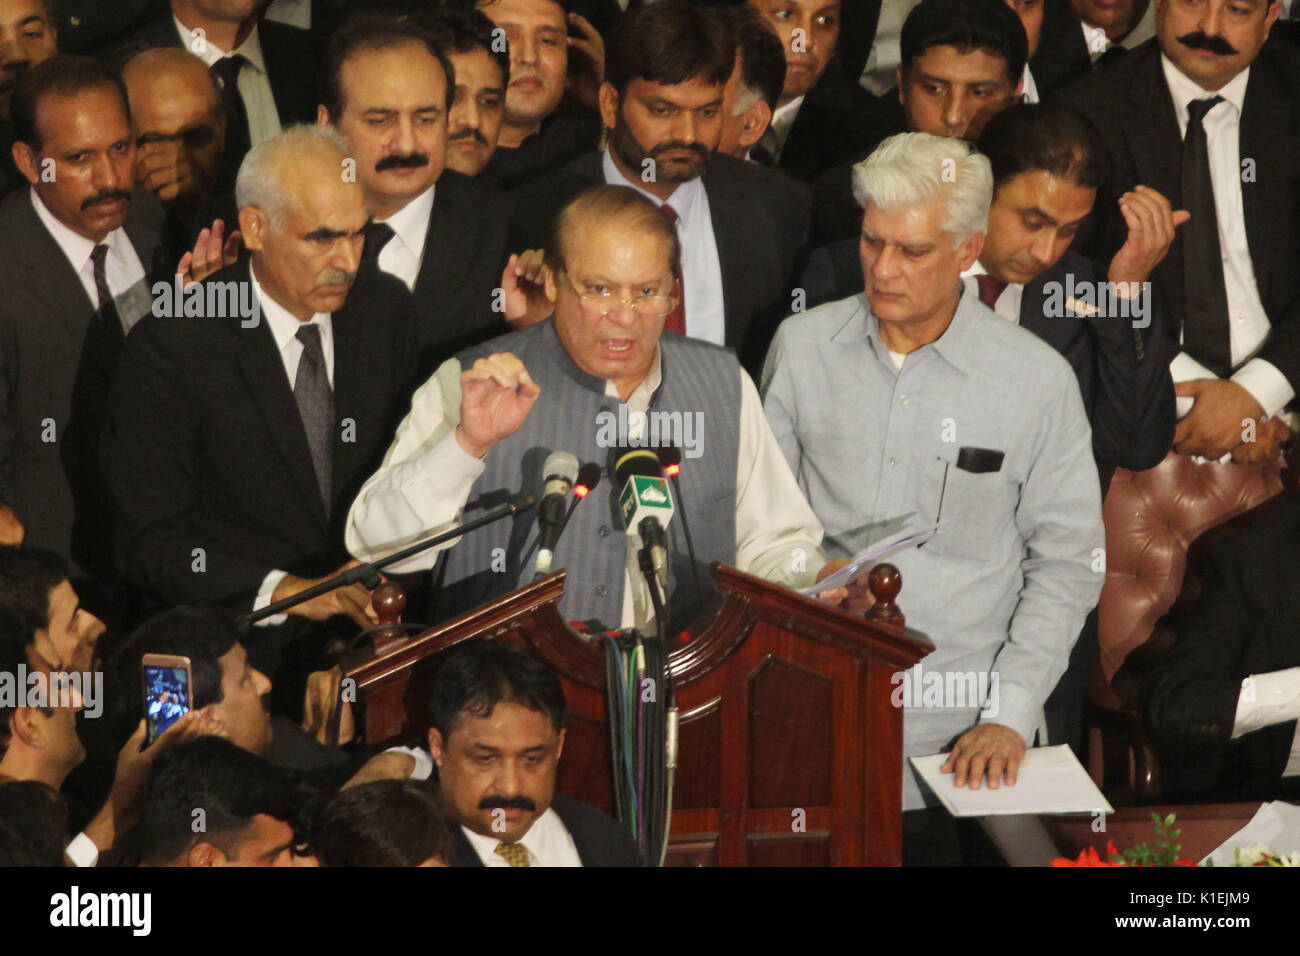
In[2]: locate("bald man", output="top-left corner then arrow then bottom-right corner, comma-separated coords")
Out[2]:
101,125 -> 419,716
123,49 -> 227,213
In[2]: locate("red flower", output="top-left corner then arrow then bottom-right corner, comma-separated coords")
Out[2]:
1051,842 -> 1124,867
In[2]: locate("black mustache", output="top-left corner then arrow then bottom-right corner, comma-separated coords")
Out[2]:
478,794 -> 536,812
449,127 -> 489,147
375,152 -> 429,171
81,189 -> 132,210
1177,31 -> 1238,56
651,141 -> 707,159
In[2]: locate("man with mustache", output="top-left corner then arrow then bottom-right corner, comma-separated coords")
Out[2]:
319,10 -> 512,378
100,125 -> 418,716
433,5 -> 509,180
0,0 -> 55,200
0,55 -> 167,592
428,641 -> 641,866
1061,0 -> 1300,463
506,0 -> 811,373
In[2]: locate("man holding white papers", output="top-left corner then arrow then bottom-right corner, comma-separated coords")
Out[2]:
760,133 -> 1105,862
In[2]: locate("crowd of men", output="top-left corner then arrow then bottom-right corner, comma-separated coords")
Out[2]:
1,0 -> 1299,867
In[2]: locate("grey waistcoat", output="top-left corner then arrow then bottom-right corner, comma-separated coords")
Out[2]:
438,320 -> 741,632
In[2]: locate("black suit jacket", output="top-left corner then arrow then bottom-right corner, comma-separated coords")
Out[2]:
798,242 -> 1176,481
1030,0 -> 1096,100
808,91 -> 907,245
506,150 -> 810,370
838,0 -> 883,87
0,186 -> 166,575
449,794 -> 644,867
775,59 -> 883,182
405,170 -> 513,378
1059,39 -> 1300,389
1143,495 -> 1300,801
109,13 -> 317,128
100,258 -> 417,610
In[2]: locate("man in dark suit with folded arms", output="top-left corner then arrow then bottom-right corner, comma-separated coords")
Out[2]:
318,10 -> 512,378
1059,0 -> 1300,464
429,640 -> 642,867
100,125 -> 417,714
0,55 -> 167,585
506,0 -> 809,373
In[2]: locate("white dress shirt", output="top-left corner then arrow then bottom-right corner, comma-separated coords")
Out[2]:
375,185 -> 436,292
461,808 -> 583,867
344,345 -> 827,635
600,148 -> 726,346
1233,668 -> 1300,777
859,0 -> 924,95
264,0 -> 310,30
1161,57 -> 1293,419
961,260 -> 1024,326
1081,21 -> 1111,61
248,263 -> 335,623
30,189 -> 146,334
178,17 -> 282,147
1021,64 -> 1040,105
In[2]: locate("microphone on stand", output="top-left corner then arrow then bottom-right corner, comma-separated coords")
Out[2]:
558,462 -> 603,536
614,447 -> 675,596
534,451 -> 579,578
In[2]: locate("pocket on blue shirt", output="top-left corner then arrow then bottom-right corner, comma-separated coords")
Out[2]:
920,457 -> 1010,563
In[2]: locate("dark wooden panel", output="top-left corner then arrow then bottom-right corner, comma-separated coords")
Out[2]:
555,710 -> 613,811
746,832 -> 831,867
673,697 -> 722,809
747,657 -> 832,809
665,835 -> 719,867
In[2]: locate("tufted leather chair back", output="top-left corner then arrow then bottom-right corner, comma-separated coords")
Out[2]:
1097,451 -> 1285,682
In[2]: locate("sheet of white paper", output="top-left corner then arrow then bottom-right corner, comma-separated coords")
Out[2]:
909,745 -> 1115,817
796,520 -> 939,595
1201,800 -> 1300,866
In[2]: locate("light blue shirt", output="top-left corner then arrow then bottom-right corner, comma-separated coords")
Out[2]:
761,288 -> 1104,810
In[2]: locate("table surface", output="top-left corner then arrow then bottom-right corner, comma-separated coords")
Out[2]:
980,803 -> 1264,866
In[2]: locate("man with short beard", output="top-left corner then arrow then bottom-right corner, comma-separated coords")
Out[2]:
1061,0 -> 1300,464
0,0 -> 56,199
506,0 -> 810,372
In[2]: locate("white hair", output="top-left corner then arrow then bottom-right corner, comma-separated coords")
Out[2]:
733,82 -> 763,116
235,124 -> 350,227
850,132 -> 992,246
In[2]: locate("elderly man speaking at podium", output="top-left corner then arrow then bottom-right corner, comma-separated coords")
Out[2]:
346,184 -> 833,635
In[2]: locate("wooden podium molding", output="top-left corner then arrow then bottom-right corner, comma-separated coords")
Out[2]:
341,565 -> 932,866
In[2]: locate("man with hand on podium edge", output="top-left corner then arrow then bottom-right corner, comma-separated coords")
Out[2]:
761,133 -> 1104,864
346,184 -> 859,637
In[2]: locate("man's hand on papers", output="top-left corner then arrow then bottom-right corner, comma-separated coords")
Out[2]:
458,352 -> 541,458
941,723 -> 1027,791
1173,378 -> 1265,460
813,558 -> 875,614
1107,185 -> 1189,288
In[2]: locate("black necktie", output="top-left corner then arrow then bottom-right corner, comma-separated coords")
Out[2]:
90,244 -> 124,345
362,221 -> 396,270
212,55 -> 251,184
294,324 -> 334,509
1181,95 -> 1232,377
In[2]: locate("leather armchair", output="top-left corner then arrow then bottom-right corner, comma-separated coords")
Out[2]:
1085,450 -> 1290,801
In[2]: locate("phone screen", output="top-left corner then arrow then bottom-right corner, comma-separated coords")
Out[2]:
144,665 -> 191,744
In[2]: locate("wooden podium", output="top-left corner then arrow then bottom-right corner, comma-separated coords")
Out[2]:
340,565 -> 932,866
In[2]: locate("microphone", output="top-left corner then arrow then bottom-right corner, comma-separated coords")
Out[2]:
614,447 -> 675,593
558,461 -> 603,537
534,451 -> 579,577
